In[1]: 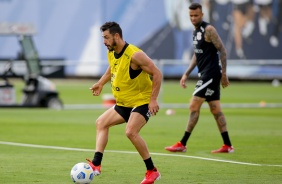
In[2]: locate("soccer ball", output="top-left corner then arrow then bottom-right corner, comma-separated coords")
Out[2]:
70,162 -> 94,184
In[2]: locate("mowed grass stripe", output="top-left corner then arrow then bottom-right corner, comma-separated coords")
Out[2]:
1,141 -> 281,167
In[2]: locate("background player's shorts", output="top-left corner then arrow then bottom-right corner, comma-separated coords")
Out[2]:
233,1 -> 253,15
114,104 -> 151,122
193,75 -> 221,102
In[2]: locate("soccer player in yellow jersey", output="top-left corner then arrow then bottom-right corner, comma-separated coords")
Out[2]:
87,21 -> 162,184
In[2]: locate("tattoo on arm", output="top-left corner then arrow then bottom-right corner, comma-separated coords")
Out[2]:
206,26 -> 227,73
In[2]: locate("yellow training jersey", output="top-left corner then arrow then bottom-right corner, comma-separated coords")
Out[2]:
108,43 -> 152,107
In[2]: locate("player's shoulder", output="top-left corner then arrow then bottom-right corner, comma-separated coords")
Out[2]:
205,24 -> 216,32
205,24 -> 219,37
127,44 -> 141,51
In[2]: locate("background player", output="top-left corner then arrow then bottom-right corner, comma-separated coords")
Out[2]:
165,2 -> 234,154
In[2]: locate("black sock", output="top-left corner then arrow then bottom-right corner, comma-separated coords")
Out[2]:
221,131 -> 232,146
144,157 -> 155,170
92,152 -> 103,166
180,131 -> 191,146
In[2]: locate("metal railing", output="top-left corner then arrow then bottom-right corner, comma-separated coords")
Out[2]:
1,59 -> 282,80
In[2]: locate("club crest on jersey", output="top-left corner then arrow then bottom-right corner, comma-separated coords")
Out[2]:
197,32 -> 202,40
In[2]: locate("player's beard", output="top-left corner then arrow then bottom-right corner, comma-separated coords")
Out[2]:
193,20 -> 202,28
107,39 -> 117,51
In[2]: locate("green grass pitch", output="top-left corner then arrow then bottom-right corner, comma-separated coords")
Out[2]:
0,79 -> 282,183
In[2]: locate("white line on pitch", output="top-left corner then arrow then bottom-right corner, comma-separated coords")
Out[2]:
0,141 -> 281,168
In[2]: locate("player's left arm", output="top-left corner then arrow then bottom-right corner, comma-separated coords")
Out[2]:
205,25 -> 230,88
131,51 -> 162,116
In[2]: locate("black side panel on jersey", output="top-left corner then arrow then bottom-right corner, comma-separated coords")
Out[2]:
129,67 -> 142,79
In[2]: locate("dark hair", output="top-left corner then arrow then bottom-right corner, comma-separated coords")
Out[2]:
189,2 -> 202,11
100,21 -> 123,38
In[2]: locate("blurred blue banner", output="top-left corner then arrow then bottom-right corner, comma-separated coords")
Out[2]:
0,0 -> 282,78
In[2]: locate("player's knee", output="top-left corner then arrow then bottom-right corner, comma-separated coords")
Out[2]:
95,118 -> 105,129
125,129 -> 132,138
212,111 -> 224,120
189,105 -> 199,113
95,119 -> 101,128
210,109 -> 219,116
125,129 -> 136,139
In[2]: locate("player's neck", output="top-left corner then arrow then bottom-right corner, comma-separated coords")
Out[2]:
114,40 -> 126,54
194,21 -> 203,29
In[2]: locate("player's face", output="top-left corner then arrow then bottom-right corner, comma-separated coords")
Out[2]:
102,30 -> 117,51
189,8 -> 203,28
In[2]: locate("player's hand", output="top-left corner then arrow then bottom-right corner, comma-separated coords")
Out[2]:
149,100 -> 159,116
221,74 -> 230,88
89,83 -> 103,96
180,74 -> 188,88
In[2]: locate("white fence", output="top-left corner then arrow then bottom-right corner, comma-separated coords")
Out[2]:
1,59 -> 282,80
1,59 -> 281,109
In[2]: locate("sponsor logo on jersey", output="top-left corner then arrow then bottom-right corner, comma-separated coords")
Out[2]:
194,49 -> 203,53
124,53 -> 130,59
112,85 -> 120,91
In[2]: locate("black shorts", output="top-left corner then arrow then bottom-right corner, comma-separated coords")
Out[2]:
193,75 -> 221,102
114,104 -> 151,122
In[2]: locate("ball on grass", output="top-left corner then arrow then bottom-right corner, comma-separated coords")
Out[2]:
166,109 -> 175,115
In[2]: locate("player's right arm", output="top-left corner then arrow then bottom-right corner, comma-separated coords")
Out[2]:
89,66 -> 111,96
180,53 -> 197,88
